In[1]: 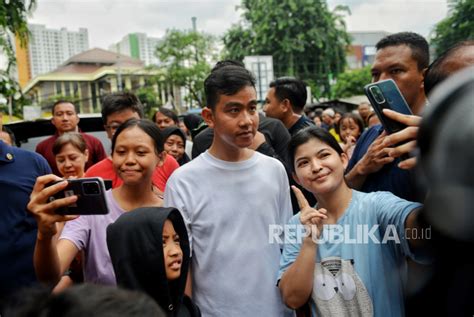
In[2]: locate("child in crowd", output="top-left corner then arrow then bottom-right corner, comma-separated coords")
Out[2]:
338,113 -> 364,160
278,127 -> 429,316
162,127 -> 191,166
28,119 -> 165,286
107,207 -> 200,317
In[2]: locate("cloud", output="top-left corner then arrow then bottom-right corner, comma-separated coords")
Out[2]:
329,0 -> 448,38
28,0 -> 447,50
29,0 -> 241,48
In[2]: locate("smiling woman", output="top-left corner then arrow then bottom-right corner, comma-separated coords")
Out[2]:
53,132 -> 89,178
28,119 -> 167,290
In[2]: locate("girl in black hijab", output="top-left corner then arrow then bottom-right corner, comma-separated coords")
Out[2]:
107,207 -> 200,317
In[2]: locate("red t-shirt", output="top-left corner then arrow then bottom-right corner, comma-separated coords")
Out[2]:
84,154 -> 179,192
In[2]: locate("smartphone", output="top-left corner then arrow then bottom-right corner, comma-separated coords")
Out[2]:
49,177 -> 109,215
364,79 -> 413,134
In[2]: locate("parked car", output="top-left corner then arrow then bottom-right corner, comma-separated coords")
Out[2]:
4,114 -> 111,153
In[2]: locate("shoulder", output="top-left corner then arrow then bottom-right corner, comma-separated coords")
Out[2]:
36,135 -> 55,150
81,133 -> 104,148
86,158 -> 112,172
9,146 -> 50,173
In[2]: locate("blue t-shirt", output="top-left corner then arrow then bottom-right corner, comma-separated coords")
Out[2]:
278,190 -> 424,317
0,141 -> 51,299
347,125 -> 420,202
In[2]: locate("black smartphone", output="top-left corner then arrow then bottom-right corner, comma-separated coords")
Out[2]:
364,79 -> 413,134
49,177 -> 109,215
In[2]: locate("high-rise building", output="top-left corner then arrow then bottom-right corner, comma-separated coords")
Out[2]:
15,24 -> 89,87
109,33 -> 161,66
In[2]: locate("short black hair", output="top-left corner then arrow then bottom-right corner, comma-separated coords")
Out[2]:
101,92 -> 144,125
52,100 -> 79,115
2,284 -> 165,317
152,108 -> 179,124
204,60 -> 256,110
1,125 -> 16,146
111,119 -> 164,155
269,77 -> 307,113
424,40 -> 474,96
376,32 -> 430,70
288,126 -> 343,173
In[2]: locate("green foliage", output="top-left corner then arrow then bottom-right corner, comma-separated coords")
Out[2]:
155,29 -> 217,108
0,0 -> 36,118
39,94 -> 78,113
431,0 -> 474,57
332,66 -> 371,98
223,0 -> 351,99
135,86 -> 161,117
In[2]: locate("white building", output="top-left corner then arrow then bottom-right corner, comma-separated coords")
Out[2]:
109,33 -> 161,66
27,24 -> 89,78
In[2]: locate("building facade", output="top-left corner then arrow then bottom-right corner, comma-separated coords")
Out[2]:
23,48 -> 173,114
109,33 -> 161,66
14,24 -> 89,87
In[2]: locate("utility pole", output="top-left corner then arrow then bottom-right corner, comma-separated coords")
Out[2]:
116,46 -> 122,91
191,17 -> 197,32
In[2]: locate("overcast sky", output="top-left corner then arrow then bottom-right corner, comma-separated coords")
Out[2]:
28,0 -> 448,49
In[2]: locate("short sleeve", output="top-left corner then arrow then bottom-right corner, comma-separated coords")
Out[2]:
277,214 -> 304,283
59,215 -> 91,251
372,192 -> 425,262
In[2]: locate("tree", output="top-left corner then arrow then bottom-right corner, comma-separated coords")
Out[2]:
332,66 -> 371,98
223,0 -> 351,99
0,0 -> 36,118
431,0 -> 474,57
155,29 -> 217,109
135,86 -> 162,117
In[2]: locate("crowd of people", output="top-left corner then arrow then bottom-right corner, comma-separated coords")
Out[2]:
1,31 -> 473,316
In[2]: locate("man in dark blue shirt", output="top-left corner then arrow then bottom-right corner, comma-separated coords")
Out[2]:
263,77 -> 314,136
0,139 -> 51,305
345,32 -> 429,202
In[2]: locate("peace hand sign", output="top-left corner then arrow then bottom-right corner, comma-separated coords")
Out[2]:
292,185 -> 327,240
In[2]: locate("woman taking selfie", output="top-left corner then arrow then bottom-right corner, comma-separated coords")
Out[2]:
278,127 -> 429,316
28,119 -> 165,286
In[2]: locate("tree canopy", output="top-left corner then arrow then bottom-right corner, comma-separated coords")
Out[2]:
155,29 -> 217,109
0,0 -> 36,115
331,66 -> 371,98
223,0 -> 351,99
431,0 -> 474,57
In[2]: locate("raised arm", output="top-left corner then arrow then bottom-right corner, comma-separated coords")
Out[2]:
279,186 -> 327,309
28,175 -> 80,285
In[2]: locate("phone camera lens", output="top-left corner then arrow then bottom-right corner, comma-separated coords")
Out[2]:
83,181 -> 100,195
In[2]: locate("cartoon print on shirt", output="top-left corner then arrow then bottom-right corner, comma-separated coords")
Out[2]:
312,257 -> 374,316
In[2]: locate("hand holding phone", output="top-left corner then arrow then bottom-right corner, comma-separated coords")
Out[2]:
48,177 -> 109,215
364,79 -> 413,134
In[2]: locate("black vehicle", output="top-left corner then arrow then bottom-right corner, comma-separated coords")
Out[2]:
4,114 -> 111,152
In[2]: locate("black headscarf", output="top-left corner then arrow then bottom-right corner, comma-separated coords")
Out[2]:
161,127 -> 191,165
107,207 -> 190,317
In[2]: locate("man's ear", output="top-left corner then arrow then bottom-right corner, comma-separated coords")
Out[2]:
420,67 -> 428,89
292,172 -> 301,186
281,99 -> 291,113
202,107 -> 215,129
